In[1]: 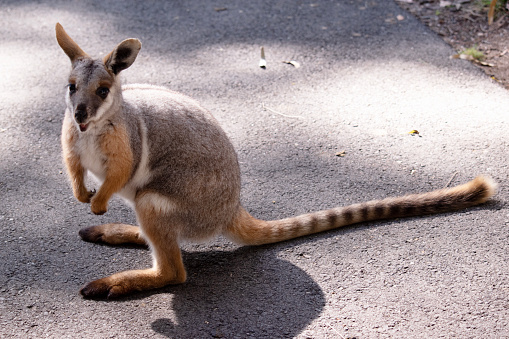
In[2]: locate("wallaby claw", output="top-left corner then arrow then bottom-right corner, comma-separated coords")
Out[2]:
80,279 -> 124,300
77,189 -> 95,203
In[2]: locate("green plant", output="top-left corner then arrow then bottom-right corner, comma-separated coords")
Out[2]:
461,46 -> 485,61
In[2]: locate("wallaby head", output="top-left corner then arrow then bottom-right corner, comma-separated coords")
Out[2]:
55,23 -> 141,132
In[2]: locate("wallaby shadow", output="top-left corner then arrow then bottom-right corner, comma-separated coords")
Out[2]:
112,245 -> 325,338
160,247 -> 324,338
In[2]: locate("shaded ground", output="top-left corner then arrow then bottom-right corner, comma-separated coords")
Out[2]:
397,0 -> 509,89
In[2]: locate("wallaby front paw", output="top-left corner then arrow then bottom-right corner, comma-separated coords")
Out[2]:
91,197 -> 107,215
76,189 -> 95,203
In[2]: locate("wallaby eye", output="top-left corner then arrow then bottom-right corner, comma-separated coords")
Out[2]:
96,87 -> 110,99
68,83 -> 76,95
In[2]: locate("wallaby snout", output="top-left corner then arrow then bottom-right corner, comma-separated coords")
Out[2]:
75,103 -> 88,124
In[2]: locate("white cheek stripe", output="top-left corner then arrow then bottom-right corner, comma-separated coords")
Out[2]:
92,86 -> 115,122
131,117 -> 151,188
65,90 -> 72,110
65,91 -> 76,125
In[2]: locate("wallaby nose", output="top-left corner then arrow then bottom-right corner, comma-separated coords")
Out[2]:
75,104 -> 87,123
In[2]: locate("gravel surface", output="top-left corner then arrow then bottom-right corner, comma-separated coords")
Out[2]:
1,0 -> 508,338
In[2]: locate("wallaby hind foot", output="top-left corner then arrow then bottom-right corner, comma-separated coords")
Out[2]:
79,224 -> 147,246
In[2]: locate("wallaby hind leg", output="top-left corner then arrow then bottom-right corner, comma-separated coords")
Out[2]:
80,199 -> 187,299
79,223 -> 147,246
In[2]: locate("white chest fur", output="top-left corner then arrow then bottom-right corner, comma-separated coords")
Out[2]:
76,130 -> 107,182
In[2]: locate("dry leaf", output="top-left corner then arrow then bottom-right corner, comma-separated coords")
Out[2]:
451,53 -> 475,61
282,60 -> 301,68
454,53 -> 494,66
477,60 -> 494,67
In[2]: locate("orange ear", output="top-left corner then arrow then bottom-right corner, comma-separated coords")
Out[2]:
55,23 -> 88,63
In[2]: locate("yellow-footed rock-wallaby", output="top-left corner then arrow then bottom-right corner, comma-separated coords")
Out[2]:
55,23 -> 497,299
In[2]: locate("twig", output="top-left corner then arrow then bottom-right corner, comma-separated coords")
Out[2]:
444,171 -> 459,188
493,13 -> 509,30
262,103 -> 303,119
327,322 -> 346,339
462,9 -> 482,18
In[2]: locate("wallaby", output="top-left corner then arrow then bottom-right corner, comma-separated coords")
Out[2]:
55,23 -> 497,299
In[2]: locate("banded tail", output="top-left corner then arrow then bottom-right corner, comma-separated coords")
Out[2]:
226,176 -> 497,246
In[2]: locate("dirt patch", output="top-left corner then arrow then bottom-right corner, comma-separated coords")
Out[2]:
396,0 -> 509,89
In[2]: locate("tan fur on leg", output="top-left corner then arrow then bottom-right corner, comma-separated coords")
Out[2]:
80,235 -> 185,299
135,193 -> 187,285
79,223 -> 146,246
80,195 -> 186,299
90,124 -> 133,215
80,267 -> 170,299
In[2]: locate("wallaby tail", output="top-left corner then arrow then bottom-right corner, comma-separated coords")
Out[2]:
225,176 -> 497,246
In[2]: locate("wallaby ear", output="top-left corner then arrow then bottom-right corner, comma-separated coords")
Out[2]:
55,23 -> 88,63
103,39 -> 142,75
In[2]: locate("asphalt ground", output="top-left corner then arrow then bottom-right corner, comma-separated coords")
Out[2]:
1,0 -> 508,338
